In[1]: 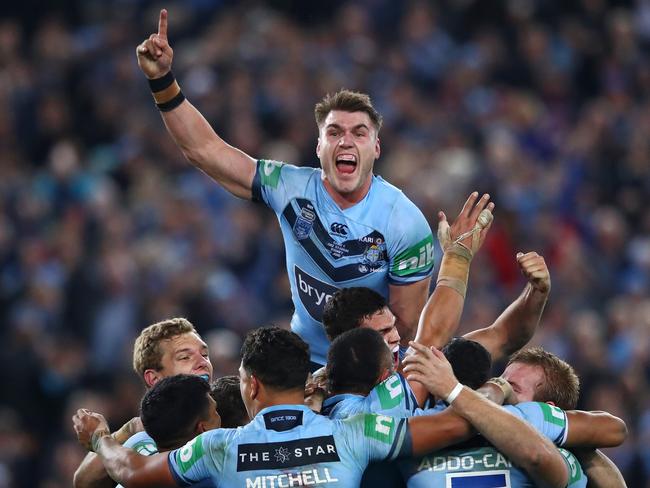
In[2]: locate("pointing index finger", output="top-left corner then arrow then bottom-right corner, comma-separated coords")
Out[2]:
158,9 -> 168,39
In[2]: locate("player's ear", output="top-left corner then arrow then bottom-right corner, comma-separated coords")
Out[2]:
316,138 -> 322,158
143,369 -> 160,388
250,374 -> 260,400
374,136 -> 380,159
545,401 -> 556,407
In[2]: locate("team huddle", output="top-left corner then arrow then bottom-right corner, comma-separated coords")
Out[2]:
71,9 -> 628,488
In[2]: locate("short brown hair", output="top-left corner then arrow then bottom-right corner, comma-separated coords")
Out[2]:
133,318 -> 198,379
507,347 -> 580,410
314,89 -> 383,132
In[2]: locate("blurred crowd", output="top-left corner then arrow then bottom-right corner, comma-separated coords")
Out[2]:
0,0 -> 649,486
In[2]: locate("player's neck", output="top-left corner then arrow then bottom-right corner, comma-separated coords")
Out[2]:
251,390 -> 308,417
322,177 -> 372,210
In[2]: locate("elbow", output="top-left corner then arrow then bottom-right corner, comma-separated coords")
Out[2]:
607,416 -> 628,447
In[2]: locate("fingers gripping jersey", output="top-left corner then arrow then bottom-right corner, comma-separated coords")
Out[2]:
252,161 -> 434,365
322,372 -> 419,420
402,402 -> 587,488
168,404 -> 411,488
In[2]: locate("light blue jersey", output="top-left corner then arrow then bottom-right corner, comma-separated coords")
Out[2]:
323,372 -> 419,420
252,161 -> 434,365
402,402 -> 587,488
119,432 -> 215,488
168,404 -> 412,487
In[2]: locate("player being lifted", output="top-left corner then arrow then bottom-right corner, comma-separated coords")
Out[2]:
136,9 -> 493,368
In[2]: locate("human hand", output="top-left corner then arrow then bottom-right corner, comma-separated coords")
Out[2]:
136,9 -> 174,79
402,342 -> 459,399
72,409 -> 110,452
304,368 -> 328,413
438,192 -> 494,259
112,416 -> 144,444
516,251 -> 550,294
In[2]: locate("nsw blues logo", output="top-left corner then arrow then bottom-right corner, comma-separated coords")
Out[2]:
293,205 -> 316,240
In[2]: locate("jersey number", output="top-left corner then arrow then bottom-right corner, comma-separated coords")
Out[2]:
447,470 -> 511,488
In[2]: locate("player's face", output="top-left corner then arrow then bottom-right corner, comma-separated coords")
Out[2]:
155,332 -> 213,384
360,307 -> 400,368
501,362 -> 545,404
317,110 -> 380,204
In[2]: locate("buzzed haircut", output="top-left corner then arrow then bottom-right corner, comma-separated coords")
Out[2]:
322,287 -> 387,341
443,337 -> 492,390
314,89 -> 383,132
327,328 -> 393,396
241,326 -> 310,391
507,347 -> 580,410
211,375 -> 249,428
133,317 -> 198,379
140,374 -> 211,451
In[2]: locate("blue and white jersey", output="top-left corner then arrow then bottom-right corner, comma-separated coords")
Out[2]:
119,432 -> 216,488
123,431 -> 157,455
323,372 -> 419,420
252,161 -> 434,365
401,402 -> 587,488
168,404 -> 412,488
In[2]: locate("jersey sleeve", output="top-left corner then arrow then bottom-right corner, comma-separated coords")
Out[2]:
386,196 -> 434,284
168,430 -> 226,486
123,432 -> 158,455
505,402 -> 568,446
251,159 -> 294,213
367,373 -> 419,417
341,414 -> 412,466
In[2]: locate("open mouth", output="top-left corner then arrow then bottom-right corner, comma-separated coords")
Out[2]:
335,154 -> 357,174
392,346 -> 400,368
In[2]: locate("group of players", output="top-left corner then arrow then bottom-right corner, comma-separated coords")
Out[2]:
72,9 -> 628,487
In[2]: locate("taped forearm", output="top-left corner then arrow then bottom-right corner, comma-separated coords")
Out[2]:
436,250 -> 471,299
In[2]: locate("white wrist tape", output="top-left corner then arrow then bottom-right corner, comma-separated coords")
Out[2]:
445,382 -> 464,405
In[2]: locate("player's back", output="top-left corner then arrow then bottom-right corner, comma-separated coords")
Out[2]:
168,404 -> 410,487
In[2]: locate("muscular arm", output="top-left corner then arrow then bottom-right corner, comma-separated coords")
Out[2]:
448,387 -> 568,488
137,9 -> 256,200
94,436 -> 174,488
389,278 -> 430,345
73,417 -> 143,488
403,343 -> 568,488
74,453 -> 115,488
564,410 -> 628,448
159,100 -> 256,199
572,449 -> 627,488
464,251 -> 550,362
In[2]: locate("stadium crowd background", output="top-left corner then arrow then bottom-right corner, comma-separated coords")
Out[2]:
0,0 -> 649,486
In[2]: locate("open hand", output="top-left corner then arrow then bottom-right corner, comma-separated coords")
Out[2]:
402,342 -> 459,399
438,192 -> 494,258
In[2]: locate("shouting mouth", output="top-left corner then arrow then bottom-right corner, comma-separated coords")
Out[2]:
335,154 -> 357,175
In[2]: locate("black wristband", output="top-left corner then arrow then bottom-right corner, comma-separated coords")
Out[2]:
148,71 -> 175,93
157,91 -> 186,112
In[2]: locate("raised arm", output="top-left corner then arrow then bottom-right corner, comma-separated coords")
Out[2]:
563,410 -> 628,448
73,417 -> 143,488
73,410 -> 175,488
404,343 -> 569,488
413,192 -> 494,349
465,251 -> 550,362
403,192 -> 493,406
136,9 -> 256,199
